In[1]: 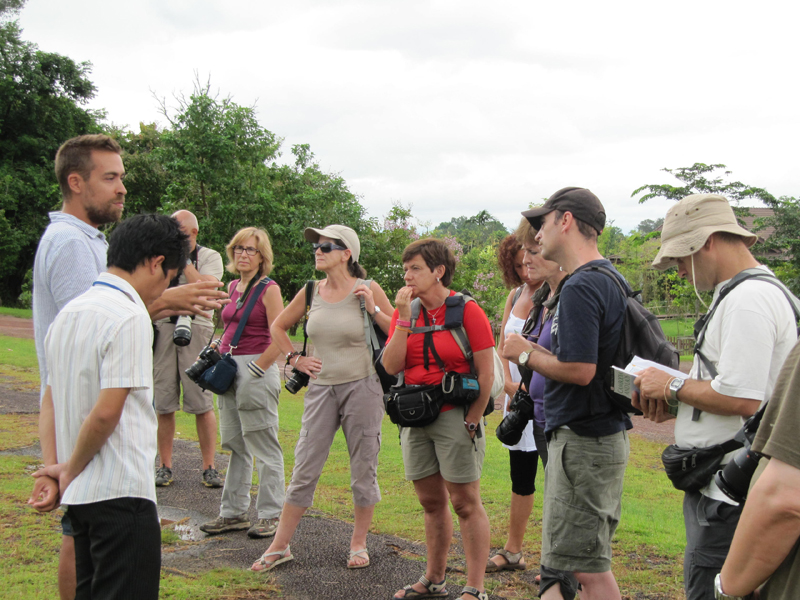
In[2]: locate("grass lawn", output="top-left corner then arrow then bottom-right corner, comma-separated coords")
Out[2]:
1,336 -> 686,599
0,307 -> 32,319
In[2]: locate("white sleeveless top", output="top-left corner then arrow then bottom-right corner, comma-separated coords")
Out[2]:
502,308 -> 537,452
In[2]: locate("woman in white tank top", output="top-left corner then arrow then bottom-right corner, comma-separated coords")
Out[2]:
487,229 -> 543,572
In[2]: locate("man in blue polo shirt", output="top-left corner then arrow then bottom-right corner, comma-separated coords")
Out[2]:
504,187 -> 630,600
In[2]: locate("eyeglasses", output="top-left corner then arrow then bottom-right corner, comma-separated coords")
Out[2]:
233,245 -> 259,256
312,242 -> 347,253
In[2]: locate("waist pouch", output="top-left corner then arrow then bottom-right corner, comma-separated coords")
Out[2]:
661,439 -> 742,493
441,371 -> 480,406
198,354 -> 238,395
384,384 -> 443,428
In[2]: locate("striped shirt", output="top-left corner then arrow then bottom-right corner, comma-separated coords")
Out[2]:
33,212 -> 108,394
45,272 -> 157,505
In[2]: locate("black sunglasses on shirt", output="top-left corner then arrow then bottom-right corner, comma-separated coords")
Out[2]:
312,242 -> 347,253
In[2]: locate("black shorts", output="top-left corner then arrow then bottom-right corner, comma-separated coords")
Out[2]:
509,449 -> 539,496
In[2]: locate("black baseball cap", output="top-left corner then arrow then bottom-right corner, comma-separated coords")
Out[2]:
521,187 -> 606,235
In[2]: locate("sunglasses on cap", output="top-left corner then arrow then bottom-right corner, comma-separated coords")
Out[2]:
312,242 -> 347,253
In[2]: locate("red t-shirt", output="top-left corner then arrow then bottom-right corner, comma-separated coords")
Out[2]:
388,291 -> 495,389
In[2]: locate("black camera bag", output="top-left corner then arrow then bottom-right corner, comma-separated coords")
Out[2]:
661,438 -> 742,493
197,278 -> 269,395
384,385 -> 443,428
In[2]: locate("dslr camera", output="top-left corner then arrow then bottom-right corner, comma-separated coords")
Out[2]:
185,343 -> 222,383
172,315 -> 194,346
495,388 -> 535,446
285,352 -> 310,394
714,407 -> 765,504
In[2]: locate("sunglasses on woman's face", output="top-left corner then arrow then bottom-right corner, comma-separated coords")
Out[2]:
312,242 -> 347,253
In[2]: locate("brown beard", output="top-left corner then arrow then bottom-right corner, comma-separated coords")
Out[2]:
85,197 -> 124,225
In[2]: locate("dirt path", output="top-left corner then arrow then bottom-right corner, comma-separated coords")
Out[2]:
0,315 -> 33,339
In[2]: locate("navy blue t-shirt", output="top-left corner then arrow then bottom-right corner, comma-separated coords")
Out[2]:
545,259 -> 632,436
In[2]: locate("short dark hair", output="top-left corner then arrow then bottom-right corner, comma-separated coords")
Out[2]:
401,238 -> 456,287
497,234 -> 524,288
554,209 -> 598,241
107,214 -> 190,276
712,231 -> 750,246
55,134 -> 122,199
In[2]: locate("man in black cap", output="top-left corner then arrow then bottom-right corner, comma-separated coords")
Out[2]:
504,187 -> 631,600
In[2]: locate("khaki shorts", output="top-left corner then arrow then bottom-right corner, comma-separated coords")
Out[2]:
541,428 -> 629,573
153,321 -> 214,415
400,407 -> 485,483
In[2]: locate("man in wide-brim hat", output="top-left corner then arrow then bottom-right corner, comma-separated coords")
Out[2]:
634,193 -> 798,600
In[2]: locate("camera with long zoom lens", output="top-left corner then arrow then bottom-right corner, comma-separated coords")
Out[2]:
185,344 -> 222,383
495,388 -> 536,446
285,353 -> 311,394
714,408 -> 765,504
173,315 -> 194,346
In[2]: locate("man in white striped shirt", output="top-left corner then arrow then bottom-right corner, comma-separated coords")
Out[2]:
34,214 -> 189,600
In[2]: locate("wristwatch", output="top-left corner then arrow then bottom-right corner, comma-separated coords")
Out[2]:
370,306 -> 381,318
465,421 -> 478,432
669,377 -> 686,402
714,574 -> 753,600
518,349 -> 532,367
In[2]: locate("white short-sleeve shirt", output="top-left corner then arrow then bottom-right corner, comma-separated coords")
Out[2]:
45,272 -> 157,505
675,266 -> 797,503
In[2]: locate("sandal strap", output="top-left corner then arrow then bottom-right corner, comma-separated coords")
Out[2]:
497,548 -> 524,564
461,586 -> 487,600
419,575 -> 447,593
259,544 -> 290,564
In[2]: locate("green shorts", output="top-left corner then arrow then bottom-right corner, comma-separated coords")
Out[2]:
541,428 -> 629,573
400,407 -> 485,483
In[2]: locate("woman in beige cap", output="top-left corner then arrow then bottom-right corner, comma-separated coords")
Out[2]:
251,224 -> 394,572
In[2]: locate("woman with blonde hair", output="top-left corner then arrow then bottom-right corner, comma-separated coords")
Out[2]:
199,227 -> 286,540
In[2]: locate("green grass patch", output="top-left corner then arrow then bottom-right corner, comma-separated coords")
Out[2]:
0,336 -> 40,389
659,317 -> 694,338
0,307 -> 32,319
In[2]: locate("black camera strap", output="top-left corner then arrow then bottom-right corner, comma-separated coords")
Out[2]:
421,307 -> 448,373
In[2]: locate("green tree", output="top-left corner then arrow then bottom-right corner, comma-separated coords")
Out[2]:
433,210 -> 508,253
632,163 -> 775,205
0,0 -> 102,304
636,217 -> 663,234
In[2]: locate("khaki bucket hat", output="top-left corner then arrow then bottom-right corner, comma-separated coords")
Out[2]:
651,194 -> 758,270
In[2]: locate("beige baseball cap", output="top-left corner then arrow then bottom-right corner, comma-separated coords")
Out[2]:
651,194 -> 758,270
303,224 -> 360,262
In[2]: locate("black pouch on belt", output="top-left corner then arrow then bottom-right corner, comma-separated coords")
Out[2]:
383,384 -> 443,428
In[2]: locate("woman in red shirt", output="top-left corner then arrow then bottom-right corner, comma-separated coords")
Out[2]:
382,239 -> 494,600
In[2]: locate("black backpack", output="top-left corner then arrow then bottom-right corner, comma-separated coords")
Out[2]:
573,264 -> 679,415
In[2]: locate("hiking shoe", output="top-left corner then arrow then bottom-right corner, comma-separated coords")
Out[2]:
199,514 -> 251,535
202,467 -> 223,488
247,517 -> 280,539
155,465 -> 173,487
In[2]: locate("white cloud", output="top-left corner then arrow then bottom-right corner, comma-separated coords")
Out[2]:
16,0 -> 800,236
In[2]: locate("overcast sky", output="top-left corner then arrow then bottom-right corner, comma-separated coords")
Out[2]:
16,0 -> 800,233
